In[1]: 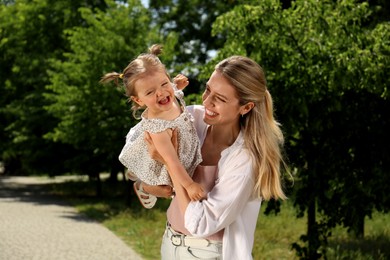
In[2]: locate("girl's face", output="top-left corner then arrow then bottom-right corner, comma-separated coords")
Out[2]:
202,70 -> 247,127
131,71 -> 174,115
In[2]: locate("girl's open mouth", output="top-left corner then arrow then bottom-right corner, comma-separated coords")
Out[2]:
158,96 -> 170,105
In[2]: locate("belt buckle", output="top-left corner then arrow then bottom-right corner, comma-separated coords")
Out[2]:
171,234 -> 182,246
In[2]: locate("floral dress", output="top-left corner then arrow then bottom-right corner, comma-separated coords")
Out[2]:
119,89 -> 202,186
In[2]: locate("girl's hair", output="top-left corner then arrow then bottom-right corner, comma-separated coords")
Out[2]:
215,56 -> 288,201
100,44 -> 169,117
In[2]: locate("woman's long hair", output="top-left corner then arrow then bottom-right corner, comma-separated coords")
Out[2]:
216,56 -> 288,200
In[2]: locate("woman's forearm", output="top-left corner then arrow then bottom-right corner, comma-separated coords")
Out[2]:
142,183 -> 173,198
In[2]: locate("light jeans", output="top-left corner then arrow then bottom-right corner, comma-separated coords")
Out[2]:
161,226 -> 222,260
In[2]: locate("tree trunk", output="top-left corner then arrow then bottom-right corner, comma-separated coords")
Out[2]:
307,198 -> 319,259
349,214 -> 365,238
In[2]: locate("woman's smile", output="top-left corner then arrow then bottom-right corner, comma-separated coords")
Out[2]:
205,108 -> 217,117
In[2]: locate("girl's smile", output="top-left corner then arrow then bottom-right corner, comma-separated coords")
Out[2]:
131,71 -> 180,119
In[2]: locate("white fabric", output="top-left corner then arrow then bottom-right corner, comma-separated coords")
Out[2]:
184,105 -> 262,260
161,226 -> 222,260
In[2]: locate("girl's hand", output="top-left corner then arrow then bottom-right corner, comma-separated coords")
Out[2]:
173,74 -> 189,90
185,182 -> 206,201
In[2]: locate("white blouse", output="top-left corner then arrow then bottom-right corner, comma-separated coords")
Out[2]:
185,105 -> 262,260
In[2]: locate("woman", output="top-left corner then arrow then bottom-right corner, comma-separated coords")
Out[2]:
144,55 -> 288,260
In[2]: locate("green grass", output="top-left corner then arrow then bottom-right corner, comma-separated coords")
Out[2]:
46,177 -> 390,260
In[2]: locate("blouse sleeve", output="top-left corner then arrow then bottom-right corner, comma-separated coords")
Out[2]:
184,149 -> 255,237
125,123 -> 142,143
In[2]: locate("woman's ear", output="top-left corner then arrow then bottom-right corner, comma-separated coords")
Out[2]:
131,96 -> 144,106
240,102 -> 255,116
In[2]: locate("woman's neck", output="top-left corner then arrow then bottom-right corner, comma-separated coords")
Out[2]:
208,124 -> 240,148
200,124 -> 240,165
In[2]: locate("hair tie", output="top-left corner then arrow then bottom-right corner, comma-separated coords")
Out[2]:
119,73 -> 124,79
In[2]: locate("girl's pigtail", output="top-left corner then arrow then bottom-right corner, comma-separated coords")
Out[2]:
100,72 -> 122,87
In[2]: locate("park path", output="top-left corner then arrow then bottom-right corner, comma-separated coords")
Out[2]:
0,175 -> 143,260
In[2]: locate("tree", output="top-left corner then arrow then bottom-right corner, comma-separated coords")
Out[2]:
44,0 -> 178,191
148,0 -> 240,93
210,0 -> 389,258
0,0 -> 107,175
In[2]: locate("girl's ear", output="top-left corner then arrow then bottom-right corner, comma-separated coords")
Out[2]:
131,96 -> 144,107
240,102 -> 255,116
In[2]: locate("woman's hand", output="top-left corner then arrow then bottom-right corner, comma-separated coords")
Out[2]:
144,128 -> 178,164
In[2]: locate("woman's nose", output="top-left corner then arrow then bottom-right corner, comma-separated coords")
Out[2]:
202,94 -> 212,106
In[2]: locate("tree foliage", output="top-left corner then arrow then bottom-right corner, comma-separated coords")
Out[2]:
1,0 -> 389,257
211,0 -> 389,258
44,0 -> 177,180
0,0 -> 108,175
148,0 -> 240,85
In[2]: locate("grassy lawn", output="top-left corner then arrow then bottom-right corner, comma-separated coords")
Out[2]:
46,176 -> 389,260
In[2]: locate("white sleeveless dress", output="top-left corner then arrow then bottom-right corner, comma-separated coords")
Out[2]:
119,89 -> 202,186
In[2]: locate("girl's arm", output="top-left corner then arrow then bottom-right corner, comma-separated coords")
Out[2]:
148,130 -> 204,201
145,130 -> 192,213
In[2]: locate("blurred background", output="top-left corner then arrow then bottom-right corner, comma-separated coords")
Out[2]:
1,0 -> 389,259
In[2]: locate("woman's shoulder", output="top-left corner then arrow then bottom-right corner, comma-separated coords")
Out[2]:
186,105 -> 208,140
186,105 -> 204,116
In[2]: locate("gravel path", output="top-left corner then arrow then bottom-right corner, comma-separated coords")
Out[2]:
0,175 -> 143,260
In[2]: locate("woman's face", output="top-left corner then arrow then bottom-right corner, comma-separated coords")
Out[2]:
202,70 -> 243,127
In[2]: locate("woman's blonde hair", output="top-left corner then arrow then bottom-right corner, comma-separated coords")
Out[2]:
215,56 -> 288,201
100,44 -> 169,117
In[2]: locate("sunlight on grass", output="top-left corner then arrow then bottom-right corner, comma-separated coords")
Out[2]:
103,208 -> 167,260
47,178 -> 390,260
253,201 -> 303,260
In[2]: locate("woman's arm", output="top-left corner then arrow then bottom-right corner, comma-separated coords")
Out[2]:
187,175 -> 254,236
142,183 -> 173,198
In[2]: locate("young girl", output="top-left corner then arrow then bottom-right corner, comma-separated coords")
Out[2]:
100,45 -> 204,209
